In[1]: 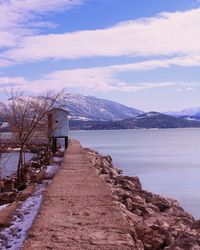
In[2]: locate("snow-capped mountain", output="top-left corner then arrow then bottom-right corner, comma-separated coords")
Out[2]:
0,93 -> 142,122
166,107 -> 200,117
61,93 -> 143,121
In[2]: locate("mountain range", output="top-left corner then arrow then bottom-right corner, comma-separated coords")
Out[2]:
61,94 -> 200,122
69,111 -> 200,130
165,107 -> 200,119
0,93 -> 200,131
61,93 -> 142,121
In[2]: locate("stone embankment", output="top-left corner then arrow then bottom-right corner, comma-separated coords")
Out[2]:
86,148 -> 200,249
22,140 -> 200,250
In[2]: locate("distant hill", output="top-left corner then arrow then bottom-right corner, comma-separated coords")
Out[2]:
1,93 -> 200,131
193,112 -> 200,120
61,93 -> 143,121
70,112 -> 200,130
181,112 -> 200,121
166,107 -> 200,118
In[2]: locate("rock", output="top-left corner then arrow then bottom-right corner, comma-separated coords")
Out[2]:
115,168 -> 123,175
2,179 -> 15,192
86,147 -> 200,249
100,165 -> 110,175
0,202 -> 17,227
113,188 -> 133,201
16,184 -> 35,201
146,203 -> 160,213
192,220 -> 200,229
31,155 -> 40,161
17,181 -> 27,191
30,174 -> 38,183
31,161 -> 41,169
164,230 -> 174,246
54,151 -> 64,157
103,155 -> 112,164
108,168 -> 119,178
30,170 -> 45,183
0,181 -> 3,192
134,225 -> 166,250
0,192 -> 17,205
115,176 -> 139,191
165,232 -> 200,249
37,170 -> 46,183
125,176 -> 142,191
143,192 -> 171,212
125,199 -> 154,217
132,195 -> 145,205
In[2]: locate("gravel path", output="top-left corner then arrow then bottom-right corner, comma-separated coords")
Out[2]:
22,140 -> 136,250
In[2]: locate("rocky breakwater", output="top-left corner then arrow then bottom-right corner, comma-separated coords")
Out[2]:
86,148 -> 200,250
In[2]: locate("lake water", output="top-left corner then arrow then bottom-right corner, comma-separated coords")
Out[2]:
0,152 -> 34,178
70,128 -> 200,219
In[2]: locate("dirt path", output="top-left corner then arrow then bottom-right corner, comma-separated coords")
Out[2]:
22,140 -> 136,250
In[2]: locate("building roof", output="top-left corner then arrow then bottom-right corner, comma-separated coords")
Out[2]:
48,108 -> 69,115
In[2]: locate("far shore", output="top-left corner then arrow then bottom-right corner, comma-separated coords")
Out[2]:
69,127 -> 200,132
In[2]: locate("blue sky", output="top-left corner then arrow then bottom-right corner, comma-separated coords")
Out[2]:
0,0 -> 200,111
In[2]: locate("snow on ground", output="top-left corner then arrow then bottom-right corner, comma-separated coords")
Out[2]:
0,204 -> 9,212
0,159 -> 62,250
0,183 -> 46,250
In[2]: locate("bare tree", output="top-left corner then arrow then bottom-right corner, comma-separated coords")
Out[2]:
1,89 -> 64,185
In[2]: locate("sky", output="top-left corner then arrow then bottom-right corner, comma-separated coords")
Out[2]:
0,0 -> 200,112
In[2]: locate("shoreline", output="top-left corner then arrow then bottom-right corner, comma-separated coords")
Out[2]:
1,140 -> 200,249
85,146 -> 200,249
70,128 -> 200,219
69,127 -> 200,132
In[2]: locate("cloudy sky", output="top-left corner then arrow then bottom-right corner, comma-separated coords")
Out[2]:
0,0 -> 200,111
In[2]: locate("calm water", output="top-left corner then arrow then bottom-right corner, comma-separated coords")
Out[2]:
70,128 -> 200,218
0,152 -> 34,178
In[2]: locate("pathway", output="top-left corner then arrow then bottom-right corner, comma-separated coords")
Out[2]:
22,140 -> 136,250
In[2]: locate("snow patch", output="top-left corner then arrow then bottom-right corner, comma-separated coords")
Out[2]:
137,112 -> 160,119
0,204 -> 9,212
0,183 -> 46,250
0,162 -> 61,249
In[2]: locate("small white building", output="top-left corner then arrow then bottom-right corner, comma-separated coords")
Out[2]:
47,108 -> 69,152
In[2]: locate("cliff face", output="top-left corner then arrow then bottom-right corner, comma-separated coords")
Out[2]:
86,148 -> 200,249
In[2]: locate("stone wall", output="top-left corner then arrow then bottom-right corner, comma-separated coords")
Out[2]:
86,148 -> 200,250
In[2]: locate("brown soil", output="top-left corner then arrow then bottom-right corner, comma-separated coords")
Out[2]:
22,140 -> 136,250
0,202 -> 18,227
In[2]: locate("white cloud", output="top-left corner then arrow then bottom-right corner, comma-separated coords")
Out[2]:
0,0 -> 83,48
0,76 -> 27,87
1,7 -> 200,64
0,58 -> 14,67
1,58 -> 199,93
177,86 -> 195,92
29,63 -> 198,93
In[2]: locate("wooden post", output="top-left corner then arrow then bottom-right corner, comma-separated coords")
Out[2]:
65,137 -> 68,149
52,138 -> 57,153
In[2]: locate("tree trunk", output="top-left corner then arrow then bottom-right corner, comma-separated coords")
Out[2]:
17,145 -> 27,190
17,146 -> 24,183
